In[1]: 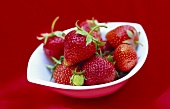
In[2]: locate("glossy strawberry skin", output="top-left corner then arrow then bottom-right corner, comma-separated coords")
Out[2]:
82,56 -> 116,85
43,36 -> 64,60
113,44 -> 138,72
64,30 -> 96,66
53,64 -> 75,85
106,25 -> 139,49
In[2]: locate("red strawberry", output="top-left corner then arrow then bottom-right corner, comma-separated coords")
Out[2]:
64,21 -> 107,66
53,64 -> 74,85
47,57 -> 85,86
113,44 -> 138,72
79,18 -> 103,41
106,25 -> 141,49
37,17 -> 65,60
82,56 -> 116,85
79,18 -> 99,32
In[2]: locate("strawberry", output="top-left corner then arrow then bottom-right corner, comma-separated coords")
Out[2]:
79,18 -> 99,32
82,56 -> 116,85
63,21 -> 107,66
79,18 -> 103,41
106,25 -> 141,49
113,44 -> 138,72
47,57 -> 85,86
37,17 -> 65,60
53,64 -> 74,85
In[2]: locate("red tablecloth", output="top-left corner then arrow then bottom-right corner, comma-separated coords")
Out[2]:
1,0 -> 170,108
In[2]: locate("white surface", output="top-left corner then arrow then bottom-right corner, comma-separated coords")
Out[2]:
27,22 -> 148,90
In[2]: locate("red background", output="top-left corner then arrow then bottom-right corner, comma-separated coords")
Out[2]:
1,0 -> 170,108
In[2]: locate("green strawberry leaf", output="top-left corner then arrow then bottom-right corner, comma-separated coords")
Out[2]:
93,37 -> 105,46
52,57 -> 61,64
135,41 -> 143,46
46,65 -> 54,69
96,48 -> 102,57
106,55 -> 113,62
122,39 -> 132,45
126,30 -> 133,38
76,29 -> 88,36
89,25 -> 95,30
95,51 -> 100,56
86,34 -> 93,46
103,51 -> 110,56
97,41 -> 105,46
52,31 -> 65,39
41,33 -> 50,37
59,55 -> 64,61
75,20 -> 107,47
46,64 -> 55,81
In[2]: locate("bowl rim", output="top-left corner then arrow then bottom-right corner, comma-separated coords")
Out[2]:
27,22 -> 149,90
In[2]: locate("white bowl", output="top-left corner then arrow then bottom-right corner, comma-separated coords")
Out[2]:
27,22 -> 148,98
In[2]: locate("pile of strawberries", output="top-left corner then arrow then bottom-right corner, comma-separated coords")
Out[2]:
37,17 -> 141,86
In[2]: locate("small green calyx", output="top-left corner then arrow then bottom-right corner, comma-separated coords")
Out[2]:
51,31 -> 65,39
71,75 -> 85,86
37,31 -> 65,44
70,68 -> 86,86
106,55 -> 113,62
37,16 -> 65,44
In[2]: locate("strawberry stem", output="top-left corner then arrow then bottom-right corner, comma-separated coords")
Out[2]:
75,20 -> 107,48
89,25 -> 107,35
51,16 -> 59,32
75,20 -> 83,30
135,41 -> 143,46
